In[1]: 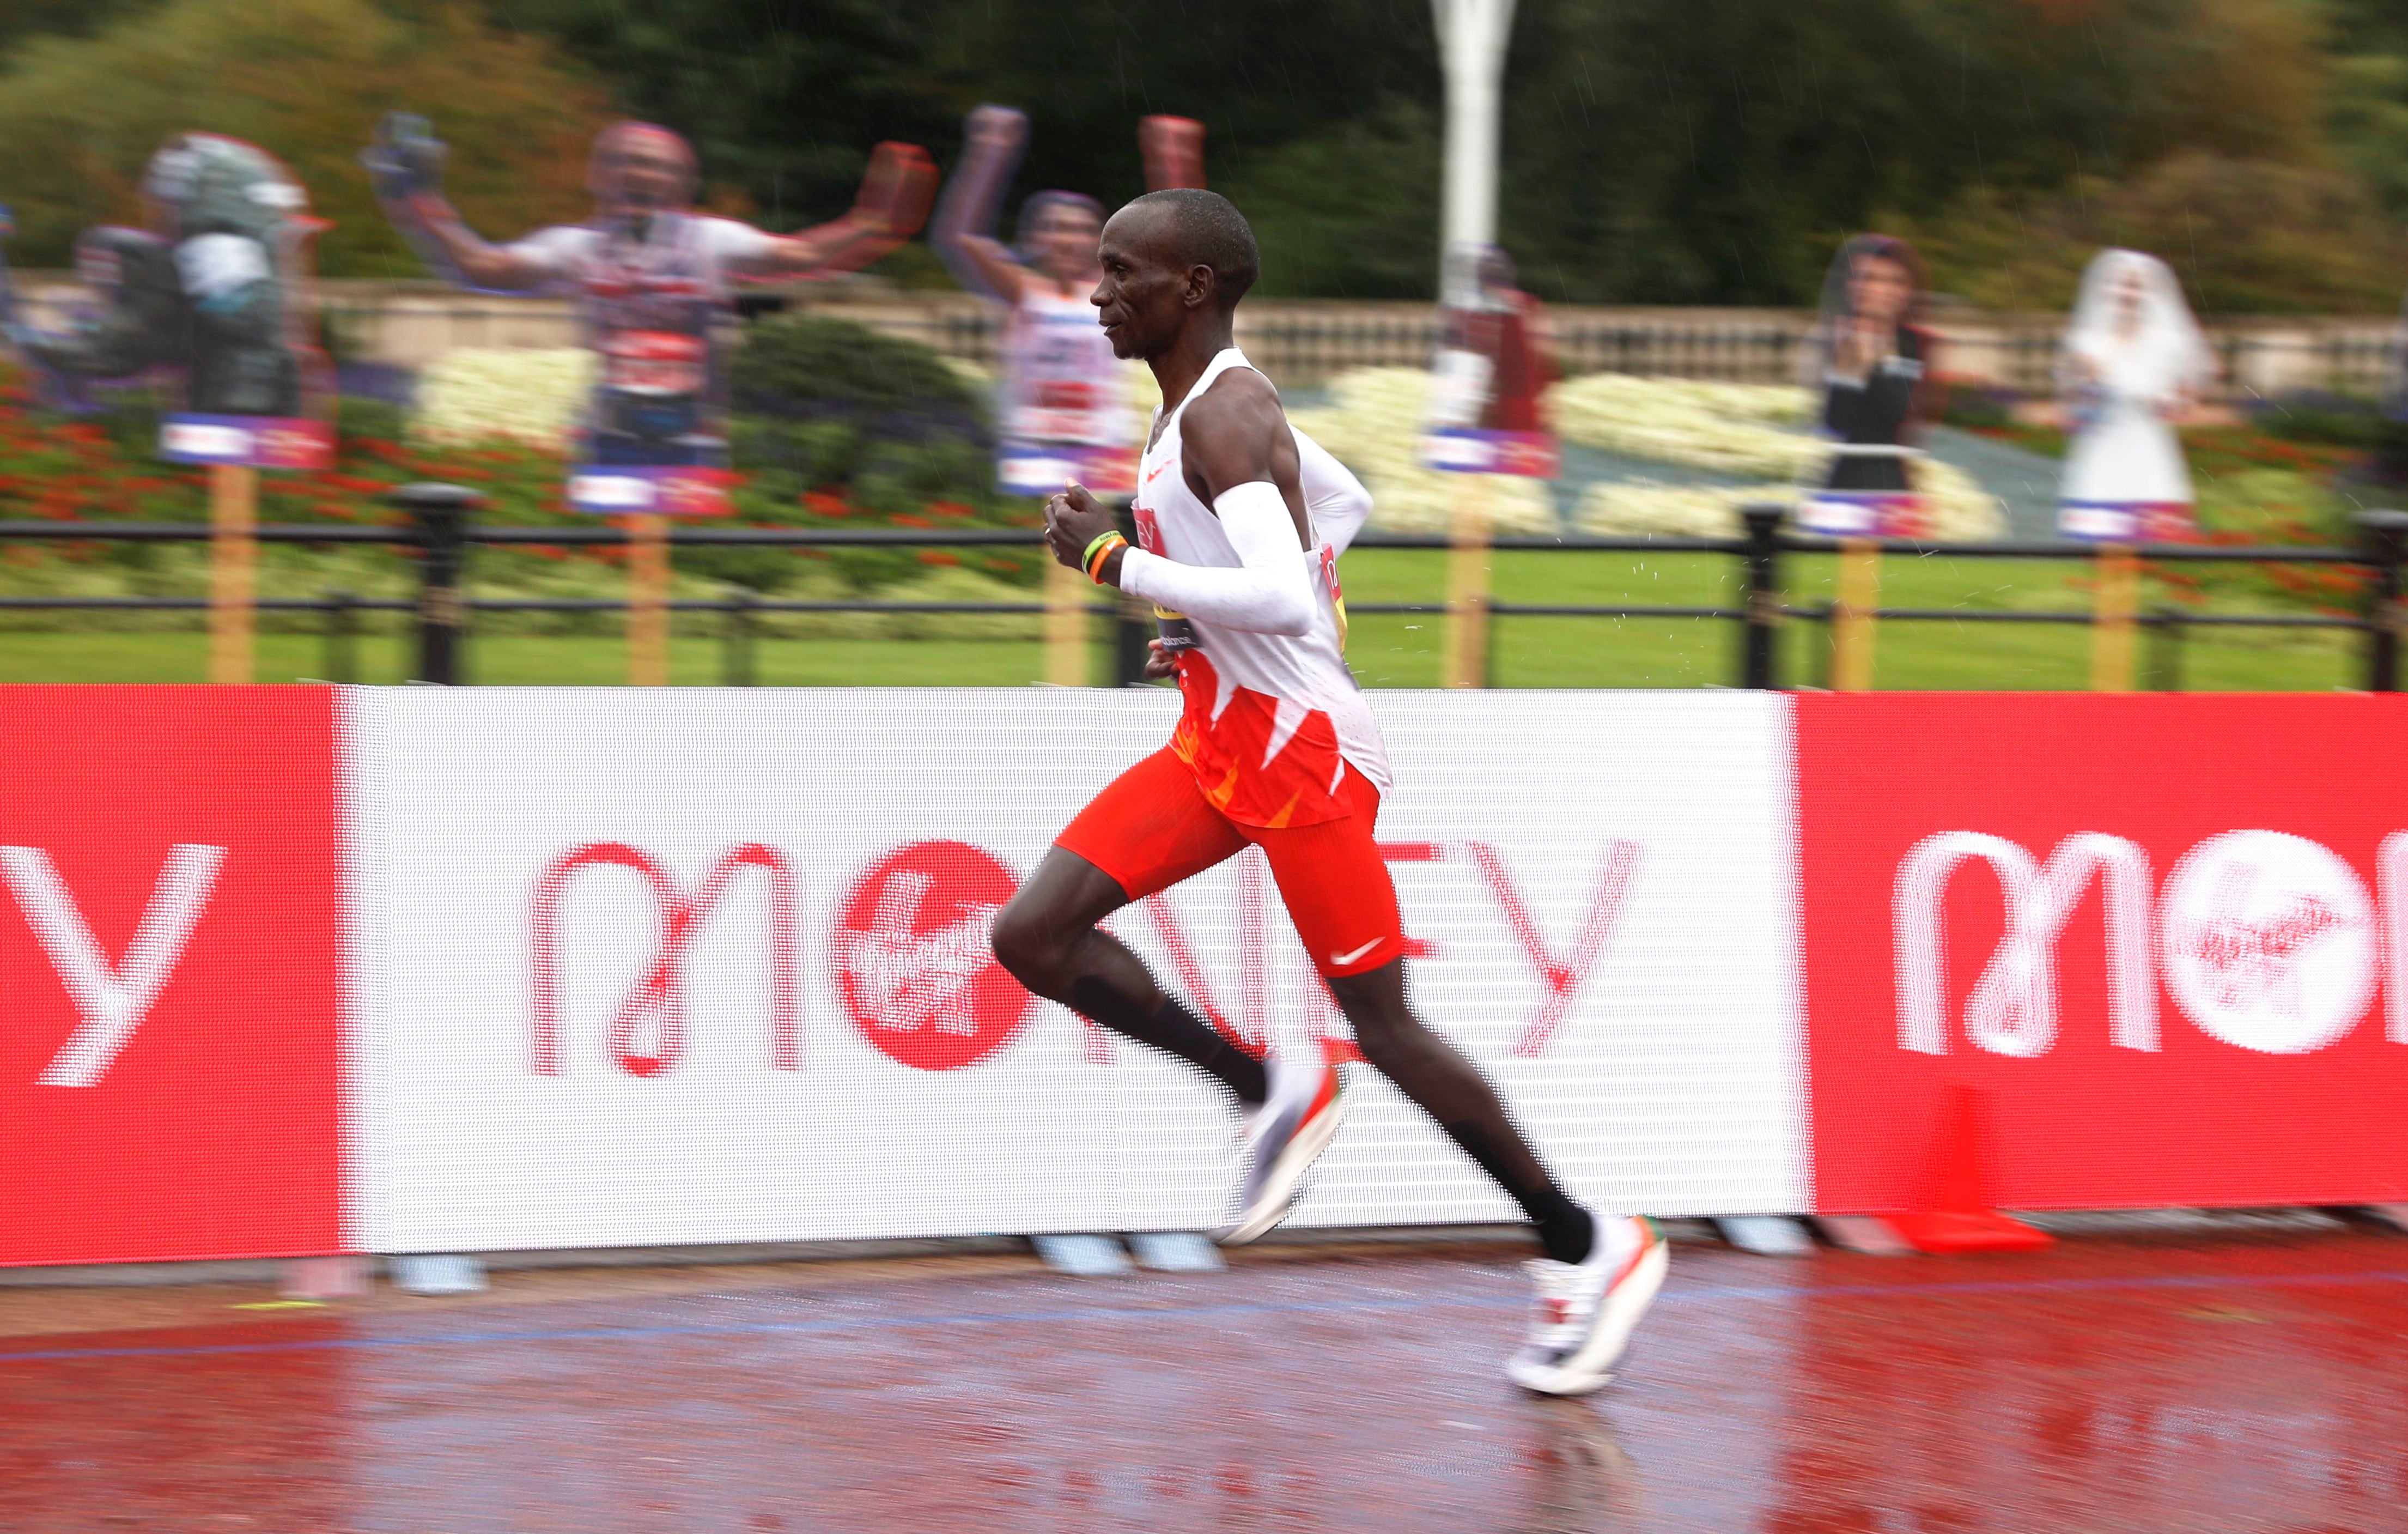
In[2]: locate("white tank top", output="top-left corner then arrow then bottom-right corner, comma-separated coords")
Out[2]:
1133,348 -> 1390,828
1001,282 -> 1127,449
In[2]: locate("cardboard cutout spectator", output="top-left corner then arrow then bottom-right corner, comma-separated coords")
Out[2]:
1421,242 -> 1558,476
928,105 -> 1202,494
4,132 -> 330,427
363,115 -> 933,475
2057,248 -> 2218,542
1805,234 -> 1939,495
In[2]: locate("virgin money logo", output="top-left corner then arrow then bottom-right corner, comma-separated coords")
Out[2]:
2,842 -> 224,1086
529,842 -> 799,1077
835,840 -> 1033,1071
1896,827 -> 2390,1057
2160,831 -> 2375,1054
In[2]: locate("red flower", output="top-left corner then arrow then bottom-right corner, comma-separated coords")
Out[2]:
801,490 -> 853,518
926,500 -> 976,520
917,549 -> 962,566
891,513 -> 934,529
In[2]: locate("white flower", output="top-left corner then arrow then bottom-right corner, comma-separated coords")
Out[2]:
410,348 -> 597,452
1288,368 -> 1554,534
1290,365 -> 2004,541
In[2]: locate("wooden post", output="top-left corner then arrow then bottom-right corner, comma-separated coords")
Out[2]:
1044,550 -> 1087,686
2090,542 -> 2140,693
627,512 -> 671,687
1443,475 -> 1494,689
209,463 -> 257,684
1831,537 -> 1881,692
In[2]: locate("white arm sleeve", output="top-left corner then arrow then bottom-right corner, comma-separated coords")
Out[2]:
1295,427 -> 1372,557
1118,481 -> 1316,636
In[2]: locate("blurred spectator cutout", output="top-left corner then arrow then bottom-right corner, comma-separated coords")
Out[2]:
1421,242 -> 1559,476
1796,234 -> 1936,537
2056,248 -> 2218,543
4,133 -> 330,424
363,114 -> 933,474
929,106 -> 1201,495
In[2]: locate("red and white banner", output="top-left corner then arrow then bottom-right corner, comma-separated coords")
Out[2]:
339,690 -> 1805,1252
0,687 -> 348,1265
7,686 -> 2408,1269
1795,693 -> 2408,1214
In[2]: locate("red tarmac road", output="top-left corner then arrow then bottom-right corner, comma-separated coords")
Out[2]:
2,1226 -> 2405,1532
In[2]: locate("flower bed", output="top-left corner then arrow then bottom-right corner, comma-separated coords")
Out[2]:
0,328 -> 1051,636
411,348 -> 596,452
1287,367 -> 2009,541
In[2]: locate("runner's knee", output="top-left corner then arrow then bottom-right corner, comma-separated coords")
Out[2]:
1339,1002 -> 1427,1074
989,895 -> 1053,984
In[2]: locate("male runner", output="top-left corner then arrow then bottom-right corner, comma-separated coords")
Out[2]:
989,189 -> 1665,1397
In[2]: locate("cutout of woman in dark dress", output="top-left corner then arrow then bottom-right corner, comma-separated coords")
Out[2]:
1807,234 -> 1939,494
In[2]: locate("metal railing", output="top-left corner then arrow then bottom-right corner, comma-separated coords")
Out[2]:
3,490 -> 2404,690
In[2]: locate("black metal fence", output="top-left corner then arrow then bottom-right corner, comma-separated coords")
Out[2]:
4,488 -> 2405,692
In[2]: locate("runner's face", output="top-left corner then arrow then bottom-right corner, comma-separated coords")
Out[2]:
1032,205 -> 1102,282
1848,254 -> 1911,325
2113,267 -> 2149,332
615,142 -> 687,212
1092,209 -> 1185,361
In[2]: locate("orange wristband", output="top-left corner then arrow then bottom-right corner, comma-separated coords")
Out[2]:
1085,532 -> 1127,584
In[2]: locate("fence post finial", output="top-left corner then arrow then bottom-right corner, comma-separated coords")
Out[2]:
1740,502 -> 1786,690
393,482 -> 479,686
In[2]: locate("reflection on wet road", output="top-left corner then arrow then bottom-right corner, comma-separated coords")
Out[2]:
3,1230 -> 2404,1531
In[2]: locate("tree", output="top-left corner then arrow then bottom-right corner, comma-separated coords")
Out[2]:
0,0 -> 609,276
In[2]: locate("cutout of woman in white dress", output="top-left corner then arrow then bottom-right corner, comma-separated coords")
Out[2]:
2056,250 -> 2219,542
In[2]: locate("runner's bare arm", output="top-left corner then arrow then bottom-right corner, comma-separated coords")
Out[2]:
1041,375 -> 1319,638
927,109 -> 1031,303
761,143 -> 937,276
388,191 -> 551,290
1177,372 -> 1310,546
363,114 -> 552,290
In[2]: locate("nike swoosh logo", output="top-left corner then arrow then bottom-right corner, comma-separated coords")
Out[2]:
1329,938 -> 1383,967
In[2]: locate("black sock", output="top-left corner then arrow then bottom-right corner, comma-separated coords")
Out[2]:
1070,980 -> 1267,1105
1445,1118 -> 1595,1265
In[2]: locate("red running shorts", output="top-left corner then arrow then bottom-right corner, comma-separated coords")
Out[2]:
1055,746 -> 1405,979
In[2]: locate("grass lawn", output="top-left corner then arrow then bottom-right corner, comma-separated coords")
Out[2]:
0,547 -> 2365,689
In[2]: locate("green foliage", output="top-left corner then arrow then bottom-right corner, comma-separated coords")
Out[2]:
724,313 -> 1032,595
2323,0 -> 2408,223
2,0 -> 2401,310
1891,155 -> 2408,314
0,0 -> 609,276
0,0 -> 161,58
730,313 -> 983,427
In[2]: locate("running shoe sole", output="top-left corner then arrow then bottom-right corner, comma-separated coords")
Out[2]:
1216,1089 -> 1345,1246
1507,1224 -> 1669,1397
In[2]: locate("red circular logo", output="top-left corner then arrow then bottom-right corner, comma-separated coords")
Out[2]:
835,840 -> 1034,1070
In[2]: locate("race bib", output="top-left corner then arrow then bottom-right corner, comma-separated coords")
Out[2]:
603,330 -> 707,395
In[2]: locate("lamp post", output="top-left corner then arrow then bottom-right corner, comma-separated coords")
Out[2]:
1433,0 -> 1516,259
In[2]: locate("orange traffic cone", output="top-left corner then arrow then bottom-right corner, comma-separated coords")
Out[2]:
1887,1083 -> 2054,1254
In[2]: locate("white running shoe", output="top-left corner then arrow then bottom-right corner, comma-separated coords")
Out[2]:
1505,1215 -> 1668,1397
1217,1054 -> 1344,1245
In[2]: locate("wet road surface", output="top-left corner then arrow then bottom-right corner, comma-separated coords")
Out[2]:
3,1228 -> 2405,1532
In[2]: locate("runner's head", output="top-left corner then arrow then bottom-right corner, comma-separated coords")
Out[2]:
1016,191 -> 1106,283
590,122 -> 698,216
1092,189 -> 1258,361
